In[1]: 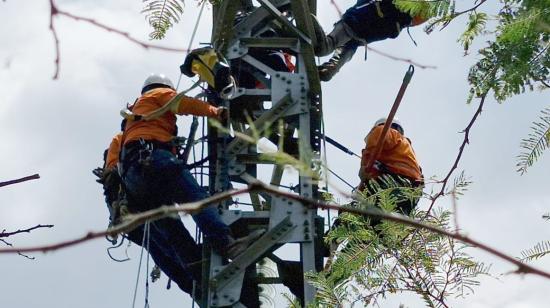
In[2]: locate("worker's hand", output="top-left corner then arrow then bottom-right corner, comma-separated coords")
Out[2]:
217,106 -> 229,124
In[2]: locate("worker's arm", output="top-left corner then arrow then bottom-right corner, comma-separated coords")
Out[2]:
105,133 -> 123,170
359,126 -> 400,180
170,94 -> 220,118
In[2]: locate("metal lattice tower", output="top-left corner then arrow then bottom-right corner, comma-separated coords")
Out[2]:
202,1 -> 324,306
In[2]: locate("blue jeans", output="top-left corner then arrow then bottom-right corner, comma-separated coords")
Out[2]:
126,222 -> 202,296
123,149 -> 232,258
342,0 -> 412,43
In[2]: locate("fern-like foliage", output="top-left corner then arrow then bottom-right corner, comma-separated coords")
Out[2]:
142,0 -> 185,40
447,170 -> 473,197
305,271 -> 348,307
282,293 -> 302,308
394,0 -> 456,20
458,12 -> 488,54
395,1 -> 550,103
312,177 -> 489,307
516,107 -> 550,174
521,240 -> 550,261
467,2 -> 550,102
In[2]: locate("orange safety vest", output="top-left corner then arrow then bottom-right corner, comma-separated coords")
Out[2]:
123,88 -> 219,145
360,125 -> 422,183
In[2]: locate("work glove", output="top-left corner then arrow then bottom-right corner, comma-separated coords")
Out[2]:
217,106 -> 229,125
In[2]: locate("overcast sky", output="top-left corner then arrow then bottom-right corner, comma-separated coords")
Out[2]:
2,1 -> 550,307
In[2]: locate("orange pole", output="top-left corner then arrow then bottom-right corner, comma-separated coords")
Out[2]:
363,65 -> 415,179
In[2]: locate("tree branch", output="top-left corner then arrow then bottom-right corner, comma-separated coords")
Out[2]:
329,0 -> 343,17
0,224 -> 54,238
426,93 -> 487,213
255,181 -> 550,280
0,238 -> 36,260
366,46 -> 438,70
48,0 -> 189,79
0,174 -> 40,188
0,187 -> 251,254
1,180 -> 549,281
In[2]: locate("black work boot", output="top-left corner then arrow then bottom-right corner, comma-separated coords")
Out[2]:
318,43 -> 358,81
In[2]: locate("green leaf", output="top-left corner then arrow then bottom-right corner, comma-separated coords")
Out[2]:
521,240 -> 550,261
458,12 -> 488,54
516,107 -> 550,174
142,0 -> 185,40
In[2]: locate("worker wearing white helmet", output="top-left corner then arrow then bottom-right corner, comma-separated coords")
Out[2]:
115,74 -> 263,296
141,73 -> 175,94
359,117 -> 423,215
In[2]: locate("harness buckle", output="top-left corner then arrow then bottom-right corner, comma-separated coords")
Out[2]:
137,138 -> 153,166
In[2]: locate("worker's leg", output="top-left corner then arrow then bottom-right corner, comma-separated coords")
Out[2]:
149,219 -> 203,289
318,40 -> 361,81
312,17 -> 355,57
126,224 -> 201,296
170,169 -> 266,258
146,149 -> 265,258
125,149 -> 232,249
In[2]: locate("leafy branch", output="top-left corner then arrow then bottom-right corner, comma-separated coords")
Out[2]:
517,107 -> 550,174
521,240 -> 550,262
142,0 -> 185,40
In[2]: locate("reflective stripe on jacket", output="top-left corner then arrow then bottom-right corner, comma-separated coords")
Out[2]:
360,125 -> 422,182
123,88 -> 218,145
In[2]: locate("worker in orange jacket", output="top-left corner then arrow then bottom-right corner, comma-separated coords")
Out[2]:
313,0 -> 427,81
359,118 -> 423,216
96,132 -> 203,298
119,74 -> 262,263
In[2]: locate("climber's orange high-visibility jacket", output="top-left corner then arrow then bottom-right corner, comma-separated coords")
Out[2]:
105,133 -> 123,170
360,125 -> 422,183
123,88 -> 219,145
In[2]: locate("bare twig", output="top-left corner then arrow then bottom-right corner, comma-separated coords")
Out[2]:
0,238 -> 36,260
49,0 -> 60,79
367,46 -> 437,70
0,224 -> 54,238
1,225 -> 53,260
48,0 -> 189,79
426,93 -> 487,214
329,0 -> 343,17
0,174 -> 40,188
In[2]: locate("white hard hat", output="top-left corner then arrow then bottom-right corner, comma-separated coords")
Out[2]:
141,73 -> 174,93
373,117 -> 404,134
